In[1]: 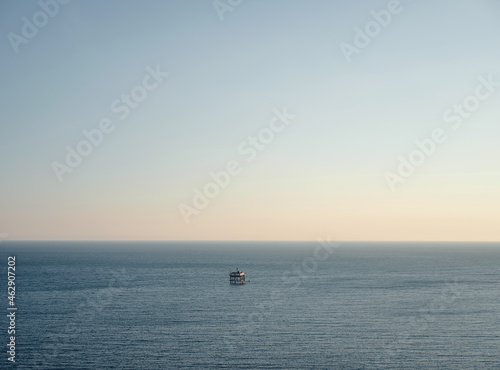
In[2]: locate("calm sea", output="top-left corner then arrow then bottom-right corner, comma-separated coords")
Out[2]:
0,241 -> 499,369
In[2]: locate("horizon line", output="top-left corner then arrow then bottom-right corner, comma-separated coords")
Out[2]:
2,240 -> 499,243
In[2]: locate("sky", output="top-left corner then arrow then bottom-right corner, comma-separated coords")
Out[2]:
1,0 -> 499,241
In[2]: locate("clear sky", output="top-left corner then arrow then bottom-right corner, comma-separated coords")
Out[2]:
1,0 -> 499,241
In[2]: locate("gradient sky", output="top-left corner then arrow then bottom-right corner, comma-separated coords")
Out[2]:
1,0 -> 499,241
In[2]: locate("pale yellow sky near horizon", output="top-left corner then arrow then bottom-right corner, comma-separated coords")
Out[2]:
3,171 -> 499,241
2,1 -> 500,241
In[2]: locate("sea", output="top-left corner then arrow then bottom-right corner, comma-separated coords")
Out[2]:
0,241 -> 499,369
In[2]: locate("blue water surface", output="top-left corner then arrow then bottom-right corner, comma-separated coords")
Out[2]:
0,241 -> 499,369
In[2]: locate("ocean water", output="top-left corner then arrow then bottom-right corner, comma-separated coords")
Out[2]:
0,241 -> 499,369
